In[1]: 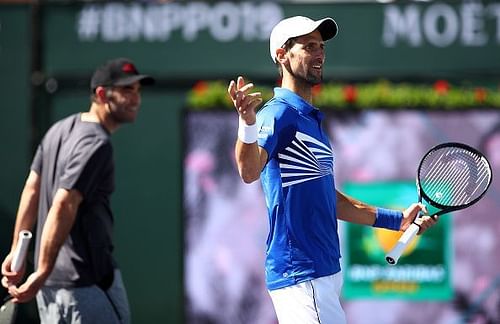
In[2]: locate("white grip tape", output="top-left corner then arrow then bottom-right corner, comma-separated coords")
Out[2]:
385,223 -> 420,265
238,119 -> 258,144
11,230 -> 32,272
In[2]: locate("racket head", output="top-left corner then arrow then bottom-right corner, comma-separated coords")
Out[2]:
416,142 -> 492,211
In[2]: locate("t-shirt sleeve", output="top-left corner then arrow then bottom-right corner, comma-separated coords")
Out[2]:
59,139 -> 112,199
257,102 -> 297,160
30,145 -> 43,175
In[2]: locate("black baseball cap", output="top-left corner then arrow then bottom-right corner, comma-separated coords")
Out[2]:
90,58 -> 155,92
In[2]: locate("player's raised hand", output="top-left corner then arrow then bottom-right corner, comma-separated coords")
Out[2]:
228,76 -> 262,125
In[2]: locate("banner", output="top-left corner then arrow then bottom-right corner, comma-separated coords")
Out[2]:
184,110 -> 500,324
341,182 -> 452,300
38,1 -> 500,79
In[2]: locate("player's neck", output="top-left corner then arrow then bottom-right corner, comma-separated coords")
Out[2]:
83,103 -> 120,133
281,77 -> 313,104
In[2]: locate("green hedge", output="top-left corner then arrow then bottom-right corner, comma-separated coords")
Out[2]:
186,80 -> 500,110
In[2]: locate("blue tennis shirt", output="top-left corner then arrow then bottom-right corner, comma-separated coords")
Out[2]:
257,88 -> 341,290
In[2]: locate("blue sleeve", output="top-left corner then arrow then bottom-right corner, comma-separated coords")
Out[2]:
257,100 -> 297,160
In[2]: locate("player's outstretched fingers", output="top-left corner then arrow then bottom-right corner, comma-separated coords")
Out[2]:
228,80 -> 236,101
238,82 -> 255,94
237,76 -> 245,90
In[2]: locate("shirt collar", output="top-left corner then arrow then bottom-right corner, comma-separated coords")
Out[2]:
273,87 -> 317,116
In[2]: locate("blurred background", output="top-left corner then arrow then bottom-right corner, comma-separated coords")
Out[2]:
0,0 -> 499,323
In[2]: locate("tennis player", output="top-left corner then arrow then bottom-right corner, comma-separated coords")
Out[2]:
1,58 -> 154,324
228,16 -> 437,323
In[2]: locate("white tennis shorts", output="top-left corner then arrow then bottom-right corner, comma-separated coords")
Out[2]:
268,272 -> 346,324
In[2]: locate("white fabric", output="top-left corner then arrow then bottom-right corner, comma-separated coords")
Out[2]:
269,16 -> 338,62
238,119 -> 258,144
268,272 -> 346,324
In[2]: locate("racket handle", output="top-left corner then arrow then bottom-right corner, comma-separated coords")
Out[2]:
385,223 -> 420,265
11,230 -> 32,273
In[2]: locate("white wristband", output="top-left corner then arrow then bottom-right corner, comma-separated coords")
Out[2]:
238,119 -> 258,144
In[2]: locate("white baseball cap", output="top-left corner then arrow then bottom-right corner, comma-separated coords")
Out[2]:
269,16 -> 338,63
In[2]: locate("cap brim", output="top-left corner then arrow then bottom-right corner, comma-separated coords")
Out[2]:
316,18 -> 338,41
114,75 -> 155,87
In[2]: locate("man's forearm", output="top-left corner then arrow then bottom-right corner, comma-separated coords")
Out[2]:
336,190 -> 403,231
235,140 -> 263,183
335,190 -> 376,225
11,171 -> 40,251
37,188 -> 81,277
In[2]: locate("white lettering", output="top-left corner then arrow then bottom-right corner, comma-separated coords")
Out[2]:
143,5 -> 175,41
256,2 -> 284,41
101,3 -> 128,41
382,1 -> 500,47
240,2 -> 260,41
349,265 -> 447,283
423,3 -> 458,47
488,3 -> 500,43
183,2 -> 210,42
77,2 -> 283,43
383,5 -> 422,47
210,2 -> 240,42
461,2 -> 488,46
77,5 -> 101,41
127,4 -> 143,41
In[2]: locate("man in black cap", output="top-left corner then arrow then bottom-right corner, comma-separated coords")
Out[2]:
1,58 -> 154,324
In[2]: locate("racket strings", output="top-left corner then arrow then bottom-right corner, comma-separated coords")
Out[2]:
419,147 -> 491,207
424,154 -> 486,204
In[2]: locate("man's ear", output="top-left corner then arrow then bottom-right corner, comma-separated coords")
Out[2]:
275,48 -> 287,64
95,86 -> 108,102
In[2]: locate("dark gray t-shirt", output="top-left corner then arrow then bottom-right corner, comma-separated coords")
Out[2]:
31,113 -> 116,288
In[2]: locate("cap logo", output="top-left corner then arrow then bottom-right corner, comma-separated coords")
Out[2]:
122,63 -> 137,74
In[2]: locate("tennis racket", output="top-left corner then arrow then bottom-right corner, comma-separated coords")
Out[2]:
385,142 -> 492,265
0,230 -> 32,324
0,295 -> 17,324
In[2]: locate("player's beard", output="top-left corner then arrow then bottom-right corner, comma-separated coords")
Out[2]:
288,64 -> 322,86
107,99 -> 139,124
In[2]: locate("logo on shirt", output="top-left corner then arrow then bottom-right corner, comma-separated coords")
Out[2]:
259,126 -> 273,139
278,132 -> 334,187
